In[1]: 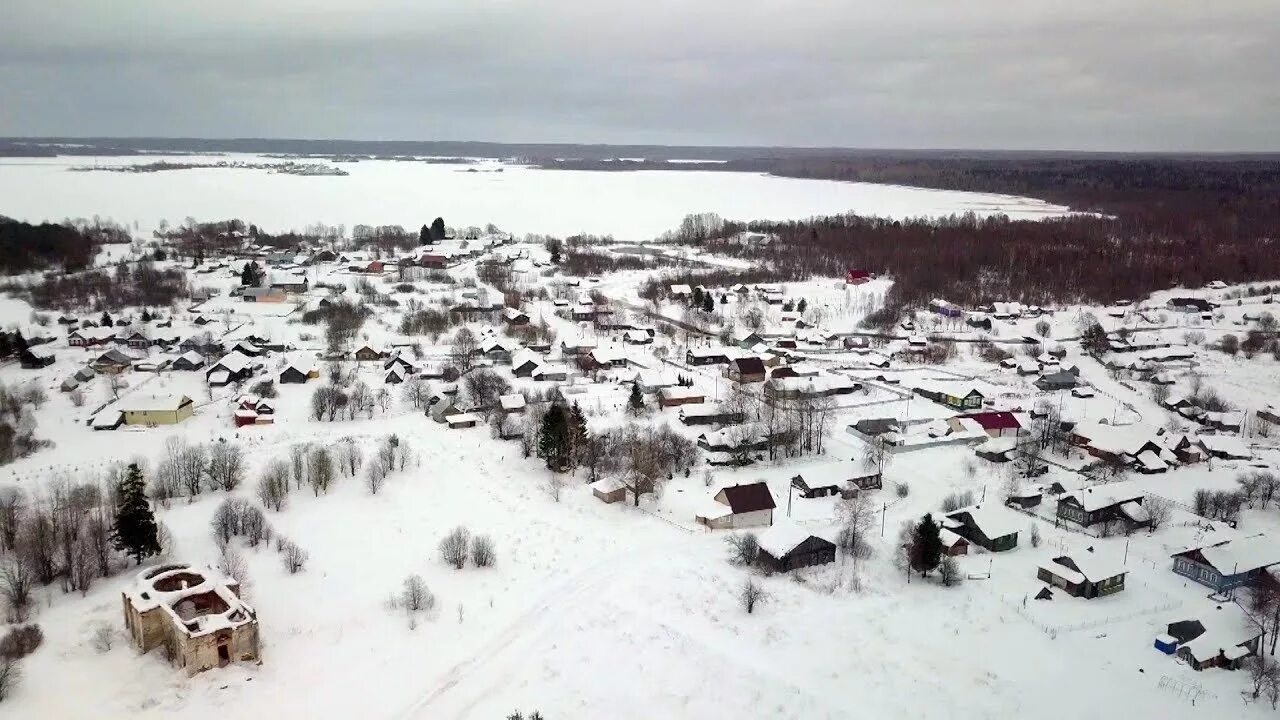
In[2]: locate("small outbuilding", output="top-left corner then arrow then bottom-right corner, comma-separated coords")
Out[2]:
756,522 -> 837,572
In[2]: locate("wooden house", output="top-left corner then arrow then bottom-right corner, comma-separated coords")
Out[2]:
696,482 -> 775,530
944,505 -> 1019,552
1171,535 -> 1279,594
1036,551 -> 1127,598
1166,605 -> 1262,671
756,523 -> 837,572
659,387 -> 705,408
1055,483 -> 1149,532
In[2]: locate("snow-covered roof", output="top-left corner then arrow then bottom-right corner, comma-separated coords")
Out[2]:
212,350 -> 254,374
1179,534 -> 1280,575
1059,481 -> 1145,513
1177,603 -> 1261,663
1198,434 -> 1252,458
950,505 -> 1020,540
499,393 -> 526,410
121,394 -> 192,413
446,412 -> 483,425
125,563 -> 255,639
757,521 -> 823,559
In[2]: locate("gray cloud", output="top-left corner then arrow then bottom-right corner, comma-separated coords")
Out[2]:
1,0 -> 1276,150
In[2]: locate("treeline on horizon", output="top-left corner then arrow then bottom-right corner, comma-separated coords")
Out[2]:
638,155 -> 1280,326
0,218 -> 102,274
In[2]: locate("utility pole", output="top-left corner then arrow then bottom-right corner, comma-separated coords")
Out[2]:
881,502 -> 887,537
787,481 -> 793,518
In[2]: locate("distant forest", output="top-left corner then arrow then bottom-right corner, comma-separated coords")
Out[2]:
0,218 -> 99,273
647,155 -> 1280,324
4,139 -> 1280,320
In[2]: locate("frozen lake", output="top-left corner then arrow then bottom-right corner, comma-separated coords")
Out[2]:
0,154 -> 1070,240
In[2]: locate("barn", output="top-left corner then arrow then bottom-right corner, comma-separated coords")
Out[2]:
756,522 -> 837,572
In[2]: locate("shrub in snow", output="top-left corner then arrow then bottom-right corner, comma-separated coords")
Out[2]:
91,624 -> 115,653
0,657 -> 19,702
740,577 -> 768,614
439,526 -> 471,570
939,556 -> 963,587
280,540 -> 309,574
471,535 -> 496,568
1029,525 -> 1042,548
0,624 -> 42,659
401,574 -> 436,614
895,482 -> 910,498
725,532 -> 759,566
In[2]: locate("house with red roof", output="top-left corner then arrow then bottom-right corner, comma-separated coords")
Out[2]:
948,411 -> 1024,438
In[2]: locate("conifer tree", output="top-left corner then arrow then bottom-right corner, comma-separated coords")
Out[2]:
419,224 -> 431,245
913,514 -> 943,577
240,261 -> 263,287
568,403 -> 589,467
430,217 -> 446,242
702,293 -> 714,313
0,332 -> 11,358
538,404 -> 571,471
797,298 -> 808,313
628,382 -> 644,415
112,463 -> 161,565
9,331 -> 26,355
101,311 -> 112,327
692,287 -> 704,306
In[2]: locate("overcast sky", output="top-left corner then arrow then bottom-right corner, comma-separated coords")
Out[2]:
1,1 -> 1276,151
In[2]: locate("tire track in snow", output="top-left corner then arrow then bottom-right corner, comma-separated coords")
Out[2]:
392,540 -> 685,719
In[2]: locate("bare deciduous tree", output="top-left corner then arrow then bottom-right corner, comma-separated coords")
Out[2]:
280,540 -> 308,574
0,558 -> 34,623
439,526 -> 471,569
401,574 -> 436,614
257,460 -> 290,512
740,577 -> 768,614
307,446 -> 336,496
471,535 -> 496,567
206,442 -> 246,492
725,532 -> 760,566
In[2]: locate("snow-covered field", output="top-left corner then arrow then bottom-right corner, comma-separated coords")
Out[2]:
0,155 -> 1070,240
1,187 -> 1278,719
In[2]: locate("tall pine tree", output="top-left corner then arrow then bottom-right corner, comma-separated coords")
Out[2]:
538,404 -> 571,472
568,403 -> 589,468
628,382 -> 644,415
430,217 -> 447,242
913,514 -> 943,577
419,224 -> 431,245
112,463 -> 161,565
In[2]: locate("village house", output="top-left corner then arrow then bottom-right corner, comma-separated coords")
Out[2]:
590,478 -> 627,504
948,411 -> 1024,438
587,348 -> 629,370
686,347 -> 731,366
623,330 -> 652,345
122,563 -> 259,676
1034,370 -> 1079,391
658,386 -> 706,408
92,348 -> 138,374
1036,551 -> 1127,598
206,351 -> 258,386
1198,434 -> 1252,460
352,344 -> 386,362
678,403 -> 745,426
68,326 -> 119,347
790,462 -> 881,498
1055,482 -> 1149,532
696,482 -> 776,530
503,307 -> 530,326
19,346 -> 55,369
498,393 -> 527,415
756,522 -> 837,572
727,356 -> 767,384
511,349 -> 544,378
241,287 -> 288,303
171,351 -> 206,371
120,394 -> 195,426
1163,604 -> 1262,671
1170,534 -> 1280,594
531,363 -> 570,382
944,505 -> 1019,552
914,381 -> 986,411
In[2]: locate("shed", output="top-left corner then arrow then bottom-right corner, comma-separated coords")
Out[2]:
590,478 -> 627,504
756,522 -> 837,572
